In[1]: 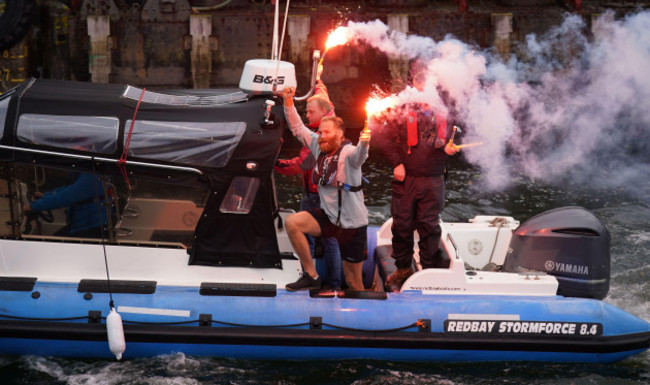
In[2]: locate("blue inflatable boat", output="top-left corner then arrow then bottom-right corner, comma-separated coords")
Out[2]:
0,76 -> 648,363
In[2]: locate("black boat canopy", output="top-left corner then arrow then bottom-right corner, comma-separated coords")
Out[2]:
0,78 -> 287,268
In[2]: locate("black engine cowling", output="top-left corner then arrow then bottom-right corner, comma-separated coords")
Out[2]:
503,206 -> 610,299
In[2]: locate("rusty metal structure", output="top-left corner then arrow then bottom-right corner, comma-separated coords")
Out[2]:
1,0 -> 648,126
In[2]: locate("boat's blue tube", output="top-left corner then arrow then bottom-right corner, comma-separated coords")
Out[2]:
0,281 -> 649,362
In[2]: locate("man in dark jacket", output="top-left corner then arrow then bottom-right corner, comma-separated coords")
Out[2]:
376,76 -> 459,290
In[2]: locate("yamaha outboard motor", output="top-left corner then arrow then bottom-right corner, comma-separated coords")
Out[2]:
504,206 -> 610,299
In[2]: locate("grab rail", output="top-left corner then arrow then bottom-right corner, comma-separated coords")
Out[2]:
0,145 -> 204,176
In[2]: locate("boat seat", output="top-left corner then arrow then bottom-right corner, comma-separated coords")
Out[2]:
442,216 -> 519,270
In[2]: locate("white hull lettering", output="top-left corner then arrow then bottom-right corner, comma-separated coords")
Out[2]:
445,320 -> 601,336
446,321 -> 496,333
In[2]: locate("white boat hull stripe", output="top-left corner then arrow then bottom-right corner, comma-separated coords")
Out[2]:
117,306 -> 191,318
447,314 -> 520,320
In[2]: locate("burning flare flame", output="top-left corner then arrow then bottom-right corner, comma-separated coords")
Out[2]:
366,96 -> 398,117
325,26 -> 350,52
364,95 -> 399,132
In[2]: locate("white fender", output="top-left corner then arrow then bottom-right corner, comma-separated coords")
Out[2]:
106,307 -> 126,360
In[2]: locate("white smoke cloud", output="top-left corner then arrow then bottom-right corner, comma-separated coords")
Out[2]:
336,11 -> 650,196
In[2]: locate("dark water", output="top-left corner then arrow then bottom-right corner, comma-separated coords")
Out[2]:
2,147 -> 650,384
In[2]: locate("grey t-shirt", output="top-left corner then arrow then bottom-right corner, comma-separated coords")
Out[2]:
285,105 -> 369,229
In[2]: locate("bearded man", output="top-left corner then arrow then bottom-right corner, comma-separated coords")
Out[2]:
274,77 -> 342,290
280,86 -> 371,292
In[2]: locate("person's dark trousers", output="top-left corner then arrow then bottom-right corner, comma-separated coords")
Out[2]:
390,174 -> 445,269
300,191 -> 343,288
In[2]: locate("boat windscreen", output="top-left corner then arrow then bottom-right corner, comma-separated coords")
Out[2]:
17,114 -> 119,154
124,120 -> 245,168
219,176 -> 260,214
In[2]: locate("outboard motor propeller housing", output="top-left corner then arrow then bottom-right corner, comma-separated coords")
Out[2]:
504,206 -> 610,299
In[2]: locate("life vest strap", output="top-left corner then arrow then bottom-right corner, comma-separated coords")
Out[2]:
339,183 -> 363,192
335,177 -> 367,225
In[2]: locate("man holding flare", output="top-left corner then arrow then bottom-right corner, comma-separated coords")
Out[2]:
280,86 -> 371,292
274,62 -> 343,290
375,71 -> 460,291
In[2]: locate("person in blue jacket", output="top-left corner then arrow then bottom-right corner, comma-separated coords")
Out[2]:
23,172 -> 110,238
